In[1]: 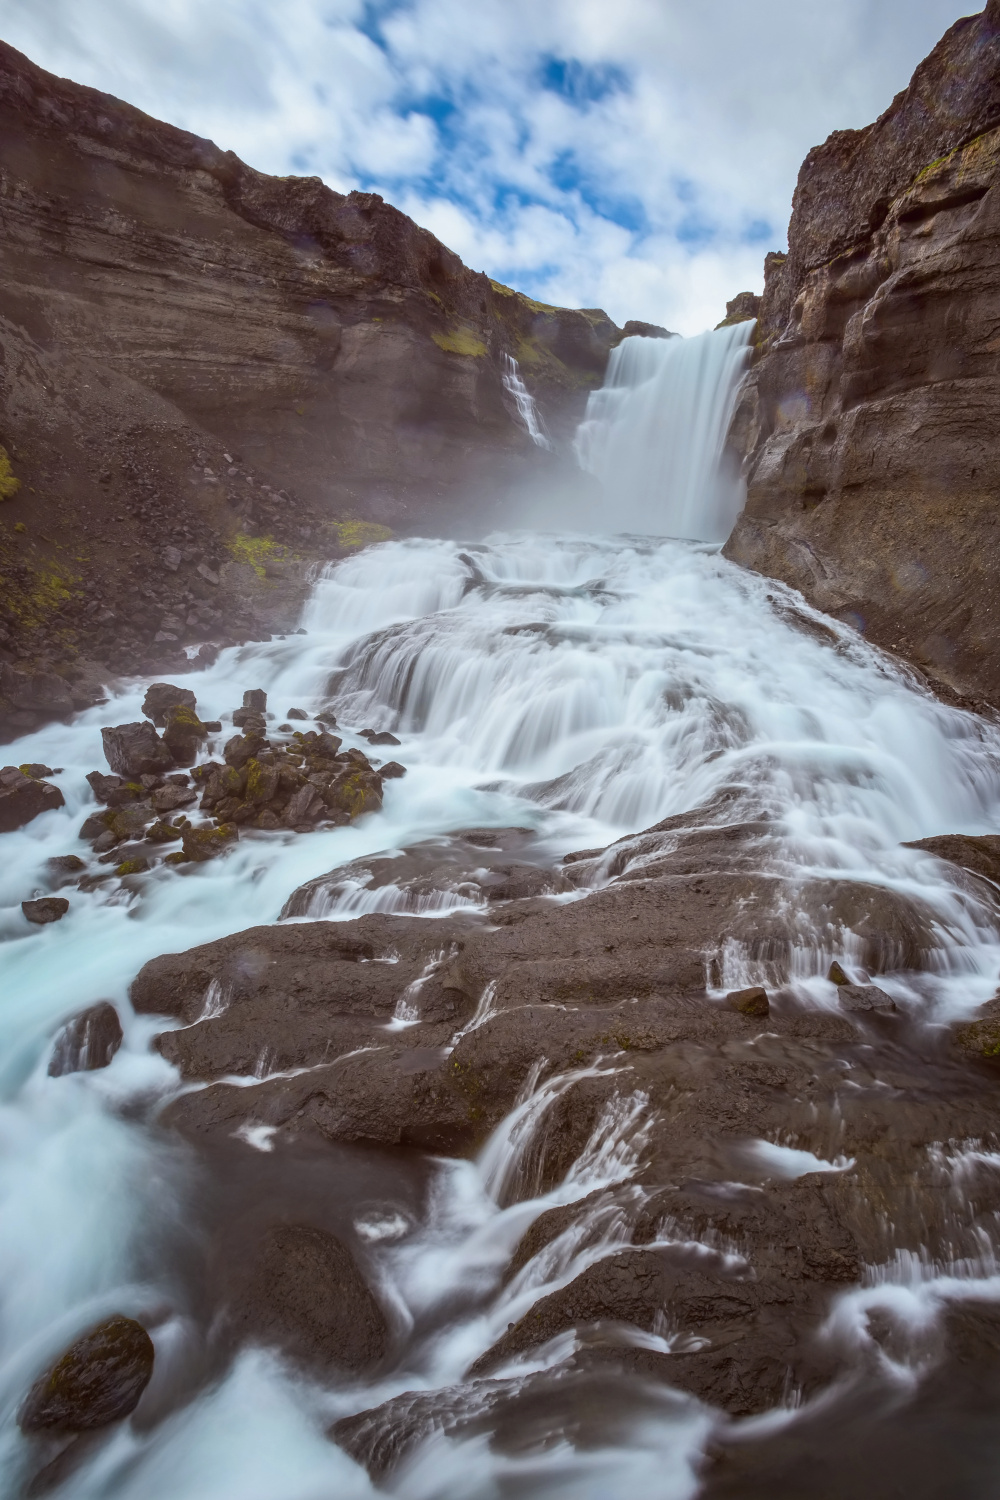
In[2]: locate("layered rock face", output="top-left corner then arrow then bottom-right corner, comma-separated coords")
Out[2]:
0,40 -> 622,715
725,2 -> 1000,707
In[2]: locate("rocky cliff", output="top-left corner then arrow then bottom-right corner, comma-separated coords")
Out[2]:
725,1 -> 1000,709
0,39 -> 623,735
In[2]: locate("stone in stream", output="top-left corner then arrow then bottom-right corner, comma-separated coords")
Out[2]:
22,897 -> 69,925
286,707 -> 309,720
0,765 -> 65,831
837,983 -> 897,1014
141,682 -> 197,726
903,834 -> 1000,886
49,1002 -> 124,1076
19,1315 -> 154,1431
161,702 -> 207,766
101,723 -> 174,779
178,823 -> 238,862
378,761 -> 407,779
227,1224 -> 388,1375
19,762 -> 54,779
46,855 -> 85,887
726,985 -> 770,1017
359,728 -> 401,746
85,771 -> 145,806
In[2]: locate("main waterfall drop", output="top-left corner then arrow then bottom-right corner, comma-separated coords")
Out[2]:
575,323 -> 753,541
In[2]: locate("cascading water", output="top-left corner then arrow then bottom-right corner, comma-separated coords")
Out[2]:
575,324 -> 753,539
1,324 -> 1000,1496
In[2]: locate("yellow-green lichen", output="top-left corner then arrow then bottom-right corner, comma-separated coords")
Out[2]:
332,521 -> 392,550
432,327 -> 487,357
226,533 -> 289,580
0,446 -> 20,502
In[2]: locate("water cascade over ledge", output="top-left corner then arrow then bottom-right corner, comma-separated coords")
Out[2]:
1,323 -> 1000,1497
575,323 -> 754,541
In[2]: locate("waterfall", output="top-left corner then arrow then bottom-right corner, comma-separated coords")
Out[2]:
574,323 -> 753,541
502,355 -> 552,449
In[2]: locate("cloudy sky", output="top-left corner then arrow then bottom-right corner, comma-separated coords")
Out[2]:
2,0 -> 974,333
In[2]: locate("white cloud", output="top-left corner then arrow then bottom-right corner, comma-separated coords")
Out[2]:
0,0 -> 973,333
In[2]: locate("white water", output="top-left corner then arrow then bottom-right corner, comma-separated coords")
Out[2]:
576,324 -> 753,540
1,328 -> 1000,1493
502,355 -> 552,449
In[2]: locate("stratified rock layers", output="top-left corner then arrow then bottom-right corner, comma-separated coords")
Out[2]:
725,3 -> 1000,706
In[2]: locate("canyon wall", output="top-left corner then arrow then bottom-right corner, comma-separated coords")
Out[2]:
725,1 -> 1000,709
0,40 -> 623,730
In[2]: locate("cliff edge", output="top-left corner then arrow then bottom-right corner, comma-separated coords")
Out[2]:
725,1 -> 1000,708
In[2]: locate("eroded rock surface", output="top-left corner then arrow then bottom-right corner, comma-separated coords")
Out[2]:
725,2 -> 1000,707
19,1316 -> 154,1432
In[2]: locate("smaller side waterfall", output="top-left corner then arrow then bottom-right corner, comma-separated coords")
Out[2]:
502,355 -> 552,449
575,322 -> 753,541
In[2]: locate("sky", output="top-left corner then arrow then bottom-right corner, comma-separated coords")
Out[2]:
1,0 -> 975,334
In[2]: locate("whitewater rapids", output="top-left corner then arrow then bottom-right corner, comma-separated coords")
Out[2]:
1,327 -> 1000,1494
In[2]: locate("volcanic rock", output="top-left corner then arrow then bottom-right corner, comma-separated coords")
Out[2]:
141,683 -> 197,726
19,1316 -> 154,1431
101,724 -> 174,779
49,1003 -> 124,1076
227,1224 -> 388,1375
22,898 -> 70,925
903,834 -> 1000,885
725,5 -> 1000,707
0,766 -> 65,831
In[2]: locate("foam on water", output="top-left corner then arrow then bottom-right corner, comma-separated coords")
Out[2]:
1,326 -> 1000,1492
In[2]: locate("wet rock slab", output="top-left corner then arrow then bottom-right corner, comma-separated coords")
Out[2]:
20,1316 -> 154,1432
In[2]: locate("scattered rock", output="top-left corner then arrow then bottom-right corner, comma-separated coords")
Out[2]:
223,733 -> 266,770
243,689 -> 267,714
379,761 -> 407,779
49,1002 -> 124,1076
19,1315 -> 154,1432
726,985 -> 770,1017
162,703 -> 207,766
180,822 -> 238,862
227,1224 -> 388,1375
828,961 -> 851,985
360,729 -> 401,746
47,855 -> 85,886
20,762 -> 55,778
837,983 -> 896,1014
150,783 -> 196,814
0,765 -> 65,831
101,723 -> 174,779
85,771 -> 144,806
286,708 -> 308,720
145,819 -> 182,843
22,897 -> 70,925
141,683 -> 197,726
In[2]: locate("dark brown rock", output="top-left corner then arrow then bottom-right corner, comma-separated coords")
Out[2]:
223,734 -> 266,770
379,761 -> 407,779
228,1224 -> 387,1374
49,1003 -> 124,1076
903,834 -> 1000,885
0,765 -> 64,830
161,703 -> 207,767
141,683 -> 197,726
22,897 -> 69,925
19,1316 -> 154,1432
726,985 -> 770,1017
724,6 -> 1000,707
101,723 -> 174,779
180,823 -> 238,862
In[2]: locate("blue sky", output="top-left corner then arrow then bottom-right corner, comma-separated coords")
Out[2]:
2,0 -> 973,333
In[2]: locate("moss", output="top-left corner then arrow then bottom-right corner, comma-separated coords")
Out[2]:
227,533 -> 289,580
0,446 -> 20,502
432,327 -> 487,357
332,520 -> 392,550
115,858 -> 148,876
164,850 -> 189,865
955,1019 -> 1000,1059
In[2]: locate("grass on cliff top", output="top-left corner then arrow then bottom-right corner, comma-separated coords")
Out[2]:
0,446 -> 21,502
433,327 -> 487,357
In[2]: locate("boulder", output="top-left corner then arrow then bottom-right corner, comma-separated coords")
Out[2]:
46,855 -> 85,886
360,729 -> 401,746
726,985 -> 770,1017
20,762 -> 54,778
161,703 -> 207,766
227,1224 -> 388,1375
22,897 -> 69,925
19,1315 -> 154,1431
837,983 -> 896,1014
903,834 -> 1000,886
145,819 -> 182,843
242,689 -> 267,714
282,784 -> 324,828
323,765 -> 383,821
85,771 -> 145,806
150,783 -> 197,814
0,765 -> 65,831
286,707 -> 309,720
141,682 -> 196,726
180,822 -> 238,862
49,1002 -> 124,1076
223,733 -> 266,770
101,723 -> 174,778
379,761 -> 407,780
